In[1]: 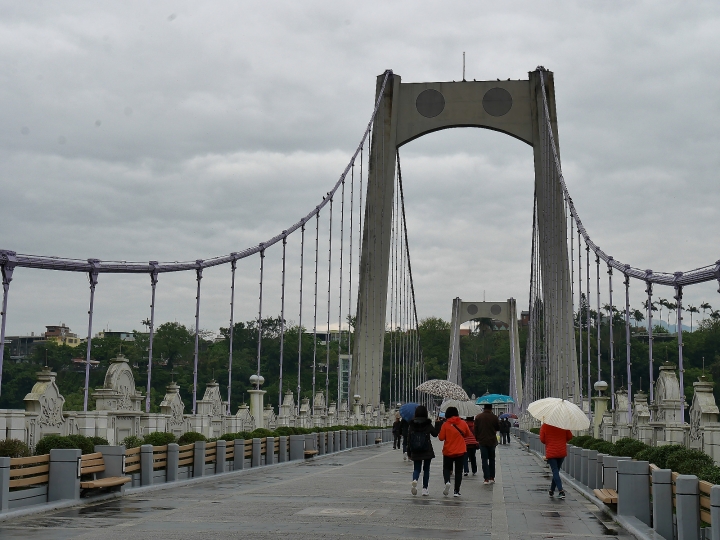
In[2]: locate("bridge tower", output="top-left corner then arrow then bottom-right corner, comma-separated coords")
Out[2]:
352,68 -> 580,406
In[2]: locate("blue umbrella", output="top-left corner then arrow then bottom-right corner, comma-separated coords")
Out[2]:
399,402 -> 420,421
476,394 -> 515,404
499,413 -> 518,419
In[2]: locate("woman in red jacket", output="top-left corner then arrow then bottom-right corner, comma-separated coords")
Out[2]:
539,422 -> 573,499
438,406 -> 471,497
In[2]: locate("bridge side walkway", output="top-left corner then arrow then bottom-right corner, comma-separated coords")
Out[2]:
0,438 -> 631,539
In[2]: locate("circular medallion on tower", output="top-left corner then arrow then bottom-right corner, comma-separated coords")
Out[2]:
482,87 -> 513,117
467,304 -> 478,315
416,89 -> 445,118
491,304 -> 502,315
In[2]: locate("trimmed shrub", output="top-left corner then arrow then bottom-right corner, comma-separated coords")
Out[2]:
177,432 -> 207,445
699,465 -> 720,485
666,448 -> 713,475
35,434 -> 96,455
652,445 -> 687,469
142,432 -> 176,446
122,436 -> 143,449
568,435 -> 593,448
613,438 -> 649,459
529,427 -> 540,435
248,428 -> 277,439
634,448 -> 656,463
587,440 -> 615,455
0,439 -> 31,458
91,436 -> 109,447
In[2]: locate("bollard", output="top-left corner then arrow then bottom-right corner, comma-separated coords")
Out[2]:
0,457 -> 9,511
215,440 -> 227,473
193,441 -> 206,478
711,485 -> 720,540
601,455 -> 628,490
340,430 -> 347,451
140,444 -> 154,486
326,432 -> 334,454
265,437 -> 275,465
566,446 -> 574,477
595,454 -> 604,490
318,433 -> 326,456
652,469 -> 673,540
562,446 -> 570,472
94,445 -> 125,481
278,436 -> 288,462
587,450 -> 598,490
617,460 -> 651,526
580,449 -> 590,486
289,434 -> 305,461
675,475 -> 701,540
252,438 -> 262,467
573,447 -> 582,480
234,439 -> 245,470
333,430 -> 340,451
48,448 -> 81,502
352,430 -> 358,448
166,443 -> 179,482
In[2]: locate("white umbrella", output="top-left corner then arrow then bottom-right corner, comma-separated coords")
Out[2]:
416,379 -> 469,401
440,399 -> 483,418
527,397 -> 590,431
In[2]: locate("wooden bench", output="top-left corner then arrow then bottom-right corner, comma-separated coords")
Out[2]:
375,438 -> 382,444
593,488 -> 618,504
80,452 -> 131,490
9,454 -> 50,490
304,449 -> 319,458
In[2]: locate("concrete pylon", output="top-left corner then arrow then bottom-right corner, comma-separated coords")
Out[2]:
352,69 -> 578,406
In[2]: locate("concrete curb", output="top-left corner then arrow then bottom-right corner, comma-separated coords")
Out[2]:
0,441 -> 392,523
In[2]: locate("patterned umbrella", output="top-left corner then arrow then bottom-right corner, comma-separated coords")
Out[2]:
499,413 -> 518,419
476,393 -> 515,404
416,379 -> 469,401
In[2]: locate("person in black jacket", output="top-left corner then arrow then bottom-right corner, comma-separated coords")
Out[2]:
407,405 -> 440,496
392,414 -> 402,449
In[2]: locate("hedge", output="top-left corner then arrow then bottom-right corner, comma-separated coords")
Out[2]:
35,435 -> 109,455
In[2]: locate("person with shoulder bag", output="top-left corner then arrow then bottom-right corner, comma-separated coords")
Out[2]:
438,406 -> 471,497
406,405 -> 439,496
463,417 -> 479,476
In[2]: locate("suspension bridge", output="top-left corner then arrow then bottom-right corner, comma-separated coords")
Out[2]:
2,67 -> 719,425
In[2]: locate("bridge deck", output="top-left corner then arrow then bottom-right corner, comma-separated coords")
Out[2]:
0,439 -> 631,539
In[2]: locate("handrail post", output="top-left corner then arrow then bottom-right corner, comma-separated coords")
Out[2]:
0,457 -> 9,511
140,444 -> 153,486
233,439 -> 245,470
278,436 -> 288,462
252,438 -> 262,467
215,440 -> 227,473
710,485 -> 720,540
265,437 -> 275,465
617,459 -> 651,526
166,443 -> 179,482
675,475 -> 700,540
48,449 -> 81,502
652,469 -> 673,540
587,450 -> 598,489
193,441 -> 206,477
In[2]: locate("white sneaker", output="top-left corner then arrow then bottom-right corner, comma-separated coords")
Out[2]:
422,488 -> 429,496
443,482 -> 451,496
403,453 -> 407,461
411,479 -> 417,496
483,479 -> 490,485
453,492 -> 461,497
489,478 -> 496,484
472,472 -> 477,476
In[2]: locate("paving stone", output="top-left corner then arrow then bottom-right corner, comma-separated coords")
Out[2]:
0,439 -> 633,539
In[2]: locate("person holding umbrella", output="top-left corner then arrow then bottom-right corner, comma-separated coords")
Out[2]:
406,405 -> 439,496
392,413 -> 402,450
527,397 -> 590,500
474,403 -> 500,484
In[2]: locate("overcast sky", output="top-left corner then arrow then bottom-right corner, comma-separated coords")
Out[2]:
2,1 -> 720,339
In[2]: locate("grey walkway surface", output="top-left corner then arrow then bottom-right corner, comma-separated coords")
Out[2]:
0,439 -> 632,539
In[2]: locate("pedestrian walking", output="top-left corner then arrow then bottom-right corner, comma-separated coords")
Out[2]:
500,418 -> 511,444
392,414 -> 402,450
406,405 -> 439,496
474,404 -> 500,485
438,406 -> 471,497
463,417 -> 479,476
540,421 -> 573,499
401,416 -> 410,460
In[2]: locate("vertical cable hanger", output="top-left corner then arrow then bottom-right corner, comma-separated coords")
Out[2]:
297,224 -> 305,414
191,260 -> 203,415
596,254 -> 601,384
256,247 -> 265,379
227,256 -> 237,415
337,177 -> 346,407
585,241 -> 591,415
311,210 -> 320,415
146,262 -> 159,414
347,159 -> 355,410
279,234 -> 287,409
578,228 -> 583,402
608,260 -> 615,409
325,197 -> 333,408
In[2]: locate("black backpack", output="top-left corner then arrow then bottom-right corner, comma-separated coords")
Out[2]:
408,429 -> 431,454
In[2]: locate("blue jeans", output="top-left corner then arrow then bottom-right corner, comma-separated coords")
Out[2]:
413,458 -> 432,489
479,445 -> 496,480
548,457 -> 564,493
463,447 -> 477,474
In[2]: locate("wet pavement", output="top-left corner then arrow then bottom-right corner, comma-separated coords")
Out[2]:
0,438 -> 633,539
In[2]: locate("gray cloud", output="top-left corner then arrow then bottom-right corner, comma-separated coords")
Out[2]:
2,1 -> 720,339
